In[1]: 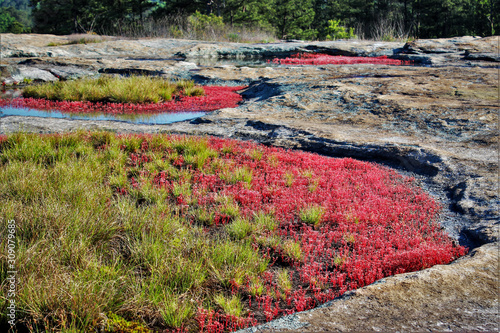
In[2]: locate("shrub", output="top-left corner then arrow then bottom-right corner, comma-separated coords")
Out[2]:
103,13 -> 276,43
188,11 -> 224,39
325,19 -> 356,40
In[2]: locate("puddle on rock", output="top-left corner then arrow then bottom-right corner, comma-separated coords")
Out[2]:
0,106 -> 207,125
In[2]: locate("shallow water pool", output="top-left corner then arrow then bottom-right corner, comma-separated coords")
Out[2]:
0,106 -> 207,125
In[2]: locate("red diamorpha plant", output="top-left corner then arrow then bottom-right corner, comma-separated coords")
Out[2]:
106,134 -> 466,331
0,86 -> 244,115
270,53 -> 411,66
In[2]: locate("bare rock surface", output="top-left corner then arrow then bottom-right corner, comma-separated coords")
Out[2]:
11,66 -> 59,82
0,34 -> 498,332
404,36 -> 499,55
401,36 -> 500,65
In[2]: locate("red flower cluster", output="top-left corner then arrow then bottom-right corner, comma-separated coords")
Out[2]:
0,86 -> 244,115
112,134 -> 466,330
270,53 -> 410,65
196,308 -> 257,333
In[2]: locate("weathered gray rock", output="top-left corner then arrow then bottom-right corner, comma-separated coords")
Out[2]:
400,36 -> 500,65
46,66 -> 96,80
11,66 -> 58,82
1,34 -> 499,74
0,64 -> 15,81
175,40 -> 402,59
403,36 -> 498,54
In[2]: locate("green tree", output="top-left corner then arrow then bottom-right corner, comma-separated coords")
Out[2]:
151,0 -> 206,17
325,19 -> 356,40
272,0 -> 316,39
0,0 -> 32,30
0,8 -> 16,31
0,6 -> 29,32
475,0 -> 498,35
31,0 -> 94,34
27,0 -> 500,39
30,0 -> 154,34
0,0 -> 32,11
222,0 -> 274,29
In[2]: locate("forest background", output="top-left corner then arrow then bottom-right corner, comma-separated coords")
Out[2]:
0,0 -> 497,42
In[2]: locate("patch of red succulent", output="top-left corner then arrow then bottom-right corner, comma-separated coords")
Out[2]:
0,86 -> 244,115
112,134 -> 466,331
271,53 -> 411,66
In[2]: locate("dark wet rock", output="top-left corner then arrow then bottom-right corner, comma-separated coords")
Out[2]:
464,51 -> 500,62
98,67 -> 167,76
241,81 -> 282,101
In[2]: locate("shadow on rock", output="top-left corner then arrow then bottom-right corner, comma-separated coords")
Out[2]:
240,79 -> 282,102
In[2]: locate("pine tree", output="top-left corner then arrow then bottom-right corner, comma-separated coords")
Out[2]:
273,0 -> 316,39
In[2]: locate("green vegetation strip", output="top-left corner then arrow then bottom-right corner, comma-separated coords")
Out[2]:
0,132 -> 267,332
0,132 -> 464,332
22,76 -> 205,104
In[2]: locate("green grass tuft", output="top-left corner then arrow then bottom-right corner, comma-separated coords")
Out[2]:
214,294 -> 244,317
22,76 -> 204,104
299,204 -> 325,226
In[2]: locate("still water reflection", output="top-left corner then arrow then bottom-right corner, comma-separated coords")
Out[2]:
0,106 -> 207,125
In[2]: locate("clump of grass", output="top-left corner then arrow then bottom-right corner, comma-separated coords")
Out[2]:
276,269 -> 293,295
184,86 -> 205,97
220,166 -> 253,187
217,195 -> 240,219
227,217 -> 253,240
256,235 -> 281,248
299,204 -> 325,226
253,211 -> 279,233
283,171 -> 295,187
210,239 -> 269,286
47,34 -> 113,46
22,76 -> 205,104
193,208 -> 215,226
248,276 -> 264,296
214,294 -> 244,317
106,313 -> 150,333
160,293 -> 194,328
282,240 -> 303,262
248,148 -> 263,161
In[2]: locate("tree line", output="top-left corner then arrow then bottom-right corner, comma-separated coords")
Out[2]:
1,0 -> 497,39
0,0 -> 32,33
